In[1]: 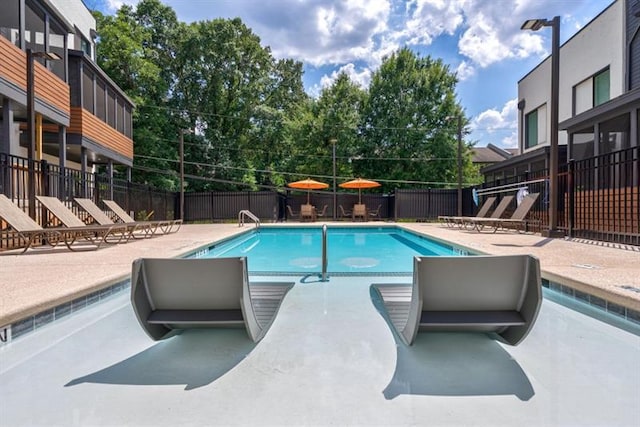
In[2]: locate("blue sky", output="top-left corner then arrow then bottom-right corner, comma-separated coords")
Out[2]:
86,0 -> 613,149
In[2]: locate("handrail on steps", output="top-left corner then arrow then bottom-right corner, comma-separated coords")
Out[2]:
321,224 -> 328,281
238,210 -> 260,229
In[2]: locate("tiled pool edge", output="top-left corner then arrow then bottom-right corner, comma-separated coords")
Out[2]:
542,279 -> 640,325
1,279 -> 131,345
2,275 -> 638,346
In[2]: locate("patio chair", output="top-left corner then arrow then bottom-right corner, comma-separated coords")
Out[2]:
339,205 -> 352,220
74,198 -> 154,238
371,254 -> 542,346
131,257 -> 295,342
0,194 -> 109,253
36,196 -> 132,244
102,199 -> 182,234
316,204 -> 329,218
368,204 -> 382,220
466,193 -> 539,233
438,196 -> 496,228
286,205 -> 299,221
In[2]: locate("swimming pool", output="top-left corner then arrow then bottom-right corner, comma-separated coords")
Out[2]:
192,226 -> 469,275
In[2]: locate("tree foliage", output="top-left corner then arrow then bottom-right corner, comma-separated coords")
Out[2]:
94,2 -> 475,194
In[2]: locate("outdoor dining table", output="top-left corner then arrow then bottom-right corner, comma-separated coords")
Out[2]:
300,204 -> 317,222
352,204 -> 367,221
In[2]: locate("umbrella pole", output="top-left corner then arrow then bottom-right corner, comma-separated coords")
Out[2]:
307,190 -> 310,205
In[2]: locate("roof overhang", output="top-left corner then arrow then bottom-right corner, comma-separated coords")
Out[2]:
559,88 -> 640,133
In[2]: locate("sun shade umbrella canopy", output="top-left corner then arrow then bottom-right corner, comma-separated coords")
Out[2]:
287,178 -> 329,204
339,178 -> 381,203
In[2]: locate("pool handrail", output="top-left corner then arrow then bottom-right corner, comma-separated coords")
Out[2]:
238,210 -> 260,228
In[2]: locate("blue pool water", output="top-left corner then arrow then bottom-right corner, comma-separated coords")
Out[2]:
194,226 -> 468,275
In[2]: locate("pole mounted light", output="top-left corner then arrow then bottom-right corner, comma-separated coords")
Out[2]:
26,49 -> 61,219
521,16 -> 562,237
179,128 -> 193,221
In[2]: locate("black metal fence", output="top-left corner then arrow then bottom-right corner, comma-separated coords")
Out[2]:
1,146 -> 638,249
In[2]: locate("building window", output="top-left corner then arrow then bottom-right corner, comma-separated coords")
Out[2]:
573,67 -> 611,115
80,36 -> 91,57
593,68 -> 610,106
526,110 -> 538,149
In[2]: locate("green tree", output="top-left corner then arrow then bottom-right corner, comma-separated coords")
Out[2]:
360,48 -> 470,191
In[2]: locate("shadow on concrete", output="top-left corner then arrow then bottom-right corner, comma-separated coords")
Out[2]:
369,286 -> 535,401
65,329 -> 255,390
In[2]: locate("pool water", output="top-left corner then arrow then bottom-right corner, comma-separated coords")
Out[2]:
194,226 -> 468,275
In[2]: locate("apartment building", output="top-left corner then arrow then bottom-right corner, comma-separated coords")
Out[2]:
0,0 -> 134,185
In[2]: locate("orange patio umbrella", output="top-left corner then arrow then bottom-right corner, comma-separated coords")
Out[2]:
287,178 -> 329,204
339,178 -> 381,203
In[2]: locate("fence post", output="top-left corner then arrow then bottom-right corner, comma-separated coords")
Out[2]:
41,159 -> 50,196
567,159 -> 575,238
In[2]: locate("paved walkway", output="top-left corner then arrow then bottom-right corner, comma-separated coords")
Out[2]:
1,222 -> 639,327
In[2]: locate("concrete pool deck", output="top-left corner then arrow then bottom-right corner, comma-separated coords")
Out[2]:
1,222 -> 639,427
1,221 -> 639,329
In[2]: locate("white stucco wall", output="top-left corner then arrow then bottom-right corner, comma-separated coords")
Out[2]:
517,0 -> 624,153
47,0 -> 96,57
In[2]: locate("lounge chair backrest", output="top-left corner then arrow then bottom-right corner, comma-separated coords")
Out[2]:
74,198 -> 116,225
488,195 -> 514,219
131,256 -> 293,342
509,193 -> 539,220
36,196 -> 86,227
102,200 -> 136,222
415,256 -> 534,312
139,257 -> 244,310
399,254 -> 541,346
475,196 -> 496,218
0,194 -> 42,232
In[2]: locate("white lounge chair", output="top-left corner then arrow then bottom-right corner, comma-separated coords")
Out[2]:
372,254 -> 542,346
131,257 -> 294,342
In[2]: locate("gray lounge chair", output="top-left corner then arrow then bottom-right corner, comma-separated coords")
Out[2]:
74,198 -> 153,238
102,199 -> 182,234
467,193 -> 539,233
438,196 -> 496,228
460,195 -> 514,230
36,196 -> 132,243
372,254 -> 542,346
131,257 -> 295,342
0,194 -> 106,253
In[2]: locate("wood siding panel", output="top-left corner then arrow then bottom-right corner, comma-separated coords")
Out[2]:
0,36 -> 70,116
69,107 -> 134,159
0,36 -> 27,88
34,62 -> 69,115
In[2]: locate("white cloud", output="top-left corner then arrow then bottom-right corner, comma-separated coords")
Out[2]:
319,64 -> 372,90
472,98 -> 518,134
455,60 -> 475,81
470,99 -> 519,148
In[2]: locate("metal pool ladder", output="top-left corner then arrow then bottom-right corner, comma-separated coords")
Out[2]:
321,224 -> 328,281
238,210 -> 260,229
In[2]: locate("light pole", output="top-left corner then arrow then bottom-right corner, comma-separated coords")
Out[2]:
179,129 -> 187,221
330,138 -> 337,220
521,16 -> 562,237
456,115 -> 463,217
26,49 -> 61,219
